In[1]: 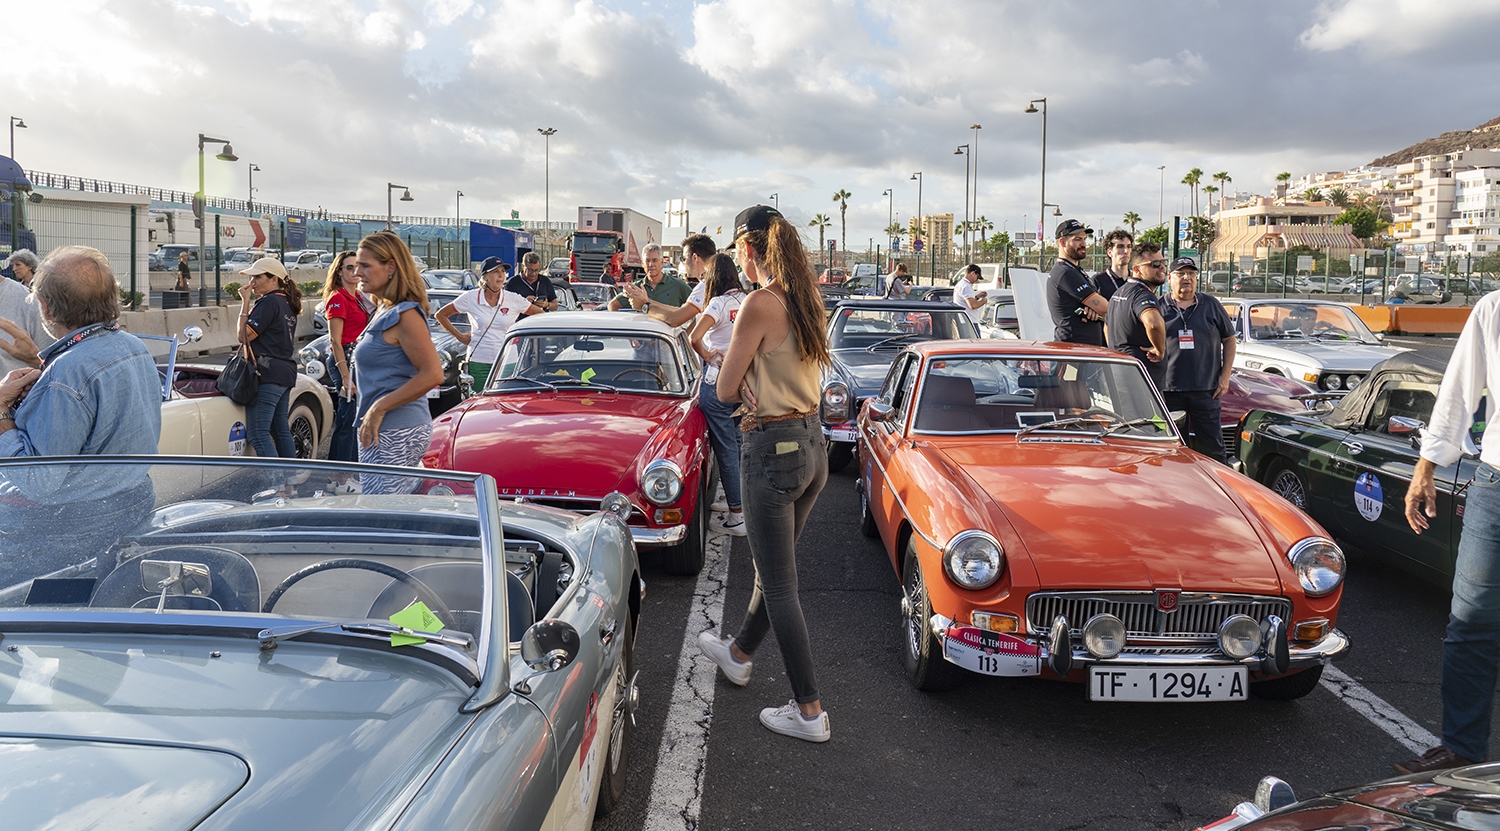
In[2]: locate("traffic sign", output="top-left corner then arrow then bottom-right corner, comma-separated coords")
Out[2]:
1297,255 -> 1314,272
1239,255 -> 1254,272
829,240 -> 837,252
913,239 -> 924,252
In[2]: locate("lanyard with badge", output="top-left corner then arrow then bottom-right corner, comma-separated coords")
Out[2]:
41,321 -> 120,366
1171,299 -> 1198,350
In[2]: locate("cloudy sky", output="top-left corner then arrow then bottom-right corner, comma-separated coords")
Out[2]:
8,0 -> 1500,249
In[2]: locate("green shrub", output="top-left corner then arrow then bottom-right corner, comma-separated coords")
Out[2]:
119,289 -> 144,309
298,280 -> 323,297
223,281 -> 243,298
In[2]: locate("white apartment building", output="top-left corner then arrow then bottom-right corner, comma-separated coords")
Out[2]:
1290,165 -> 1398,199
1391,147 -> 1500,250
1447,167 -> 1500,255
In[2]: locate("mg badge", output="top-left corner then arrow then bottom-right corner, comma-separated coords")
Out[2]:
1155,589 -> 1180,613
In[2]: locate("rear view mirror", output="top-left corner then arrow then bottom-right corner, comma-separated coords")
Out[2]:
867,401 -> 894,422
574,340 -> 604,352
140,560 -> 212,597
521,619 -> 580,672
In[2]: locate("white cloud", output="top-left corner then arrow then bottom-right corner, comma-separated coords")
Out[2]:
1301,0 -> 1500,54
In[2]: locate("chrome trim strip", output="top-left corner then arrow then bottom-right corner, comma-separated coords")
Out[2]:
630,525 -> 688,547
864,437 -> 946,551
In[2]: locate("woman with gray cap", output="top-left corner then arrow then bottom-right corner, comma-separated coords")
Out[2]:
697,204 -> 833,743
237,257 -> 303,463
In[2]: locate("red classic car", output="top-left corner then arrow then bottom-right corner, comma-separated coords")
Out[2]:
856,339 -> 1349,700
425,312 -> 713,574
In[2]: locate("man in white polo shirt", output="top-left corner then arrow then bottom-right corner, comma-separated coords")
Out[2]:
954,263 -> 987,325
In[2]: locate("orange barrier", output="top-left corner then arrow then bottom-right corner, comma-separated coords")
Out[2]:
1348,304 -> 1470,334
1350,305 -> 1392,333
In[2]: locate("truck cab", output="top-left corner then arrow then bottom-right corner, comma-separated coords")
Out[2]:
571,231 -> 624,282
0,155 -> 39,267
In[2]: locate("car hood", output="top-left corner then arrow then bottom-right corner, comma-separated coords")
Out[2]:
442,392 -> 687,494
928,440 -> 1285,593
1241,340 -> 1405,371
830,349 -> 897,399
0,634 -> 474,830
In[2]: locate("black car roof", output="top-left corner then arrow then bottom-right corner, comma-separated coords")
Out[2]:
1324,349 -> 1446,426
1373,349 -> 1447,376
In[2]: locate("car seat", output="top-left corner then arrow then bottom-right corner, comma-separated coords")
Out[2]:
915,375 -> 988,432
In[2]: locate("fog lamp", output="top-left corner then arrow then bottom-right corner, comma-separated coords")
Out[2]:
600,492 -> 632,519
971,611 -> 1018,634
1294,618 -> 1330,642
302,358 -> 325,380
1217,614 -> 1261,660
1081,614 -> 1126,659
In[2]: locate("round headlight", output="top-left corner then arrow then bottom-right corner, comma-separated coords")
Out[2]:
820,381 -> 852,424
426,483 -> 455,496
640,460 -> 684,506
942,530 -> 1004,590
1288,537 -> 1346,596
1323,374 -> 1343,391
302,358 -> 325,381
1217,614 -> 1260,660
1082,614 -> 1126,659
1345,374 -> 1363,390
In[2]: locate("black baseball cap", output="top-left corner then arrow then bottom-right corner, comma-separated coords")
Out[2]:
1055,219 -> 1093,239
479,256 -> 509,275
1170,257 -> 1200,272
733,205 -> 782,241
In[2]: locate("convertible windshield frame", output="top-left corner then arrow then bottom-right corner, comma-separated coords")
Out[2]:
0,456 -> 507,701
905,352 -> 1180,442
1243,302 -> 1380,344
489,328 -> 692,398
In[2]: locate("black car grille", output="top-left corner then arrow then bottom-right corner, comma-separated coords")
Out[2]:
1223,424 -> 1239,457
1025,591 -> 1292,645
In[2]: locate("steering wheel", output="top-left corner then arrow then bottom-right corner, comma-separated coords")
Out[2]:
261,558 -> 459,629
1077,407 -> 1124,423
612,367 -> 665,386
1313,321 -> 1337,333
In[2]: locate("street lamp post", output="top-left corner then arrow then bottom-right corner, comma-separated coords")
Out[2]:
955,144 -> 971,263
197,134 -> 236,307
387,183 -> 413,231
970,123 -> 982,244
537,127 -> 556,226
9,117 -> 26,159
1158,165 -> 1166,229
1025,98 -> 1047,248
455,190 -> 464,268
910,172 -> 923,282
247,163 -> 260,213
882,188 -> 893,269
770,193 -> 778,211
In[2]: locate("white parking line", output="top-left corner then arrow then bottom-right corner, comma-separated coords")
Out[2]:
643,530 -> 731,831
1320,665 -> 1439,755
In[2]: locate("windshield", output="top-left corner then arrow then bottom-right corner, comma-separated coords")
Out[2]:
1247,303 -> 1377,342
0,460 -> 495,664
830,307 -> 977,350
913,356 -> 1173,439
574,234 -> 620,255
573,284 -> 615,303
493,331 -> 688,394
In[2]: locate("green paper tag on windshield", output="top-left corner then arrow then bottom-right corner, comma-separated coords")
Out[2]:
389,601 -> 442,647
1150,415 -> 1168,431
580,367 -> 596,385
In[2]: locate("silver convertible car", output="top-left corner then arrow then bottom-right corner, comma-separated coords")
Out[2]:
1222,298 -> 1406,393
0,457 -> 642,831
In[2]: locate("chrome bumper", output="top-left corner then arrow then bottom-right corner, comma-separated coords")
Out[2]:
931,613 -> 1350,672
631,525 -> 687,548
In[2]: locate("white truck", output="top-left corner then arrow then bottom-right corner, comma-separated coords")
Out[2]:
572,207 -> 663,282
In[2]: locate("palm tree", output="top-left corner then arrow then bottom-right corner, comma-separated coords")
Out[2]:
1123,211 -> 1142,236
1212,171 -> 1231,213
1301,187 -> 1323,203
809,213 -> 832,267
1328,188 -> 1350,208
974,215 -> 994,249
1203,184 -> 1219,209
883,221 -> 904,253
832,189 -> 852,266
1183,168 -> 1204,217
1275,171 -> 1291,199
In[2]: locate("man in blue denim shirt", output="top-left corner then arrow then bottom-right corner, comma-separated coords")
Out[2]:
0,247 -> 160,579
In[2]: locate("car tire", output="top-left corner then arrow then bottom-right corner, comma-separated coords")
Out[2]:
1263,458 -> 1309,510
827,441 -> 854,474
859,481 -> 880,539
1250,665 -> 1323,701
595,616 -> 633,817
662,468 -> 708,576
901,540 -> 965,692
288,400 -> 320,460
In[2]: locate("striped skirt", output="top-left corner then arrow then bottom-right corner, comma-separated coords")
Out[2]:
357,421 -> 433,495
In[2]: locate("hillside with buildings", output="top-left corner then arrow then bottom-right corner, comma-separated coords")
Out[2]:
1372,115 -> 1500,167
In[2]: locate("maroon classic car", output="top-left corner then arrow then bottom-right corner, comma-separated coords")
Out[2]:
425,312 -> 713,575
1218,367 -> 1318,456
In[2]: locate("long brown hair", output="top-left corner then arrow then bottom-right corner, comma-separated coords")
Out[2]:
269,272 -> 303,315
739,216 -> 829,365
357,231 -> 429,315
702,253 -> 740,303
321,250 -> 355,300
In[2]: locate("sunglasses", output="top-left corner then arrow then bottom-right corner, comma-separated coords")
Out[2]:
1139,260 -> 1166,270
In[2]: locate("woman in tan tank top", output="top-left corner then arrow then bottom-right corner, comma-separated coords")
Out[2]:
697,205 -> 834,743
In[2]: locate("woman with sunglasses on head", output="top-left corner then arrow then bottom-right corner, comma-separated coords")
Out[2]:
237,257 -> 303,464
320,250 -> 372,476
698,205 -> 833,743
689,252 -> 748,537
351,231 -> 443,495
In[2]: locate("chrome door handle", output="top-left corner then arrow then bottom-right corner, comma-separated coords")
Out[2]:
1341,440 -> 1364,456
600,619 -> 617,645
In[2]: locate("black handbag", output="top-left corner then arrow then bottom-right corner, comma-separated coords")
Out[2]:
217,341 -> 260,405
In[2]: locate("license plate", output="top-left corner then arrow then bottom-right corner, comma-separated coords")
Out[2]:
1087,666 -> 1247,702
828,427 -> 857,443
426,387 -> 441,399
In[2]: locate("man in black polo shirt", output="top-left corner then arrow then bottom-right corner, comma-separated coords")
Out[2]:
1046,219 -> 1108,344
1160,257 -> 1236,462
507,252 -> 559,315
1092,229 -> 1132,300
1106,242 -> 1168,389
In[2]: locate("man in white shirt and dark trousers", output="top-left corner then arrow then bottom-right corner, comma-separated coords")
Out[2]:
1159,257 -> 1235,462
954,263 -> 986,325
1399,291 -> 1500,774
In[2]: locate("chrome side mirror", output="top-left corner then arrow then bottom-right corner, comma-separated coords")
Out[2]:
1169,410 -> 1187,423
1254,776 -> 1296,812
867,400 -> 894,422
180,325 -> 204,344
520,619 -> 580,672
1388,415 -> 1424,435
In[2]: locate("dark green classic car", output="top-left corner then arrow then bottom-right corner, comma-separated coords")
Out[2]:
1238,351 -> 1484,585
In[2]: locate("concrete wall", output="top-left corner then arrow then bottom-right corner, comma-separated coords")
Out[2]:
119,300 -> 321,356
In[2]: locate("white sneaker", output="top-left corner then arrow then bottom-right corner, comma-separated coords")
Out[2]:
710,512 -> 746,537
697,632 -> 751,686
710,498 -> 729,512
759,699 -> 830,743
331,479 -> 361,495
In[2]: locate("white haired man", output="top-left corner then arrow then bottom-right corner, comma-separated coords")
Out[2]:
609,242 -> 692,312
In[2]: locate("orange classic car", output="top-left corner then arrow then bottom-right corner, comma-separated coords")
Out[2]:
856,339 -> 1350,701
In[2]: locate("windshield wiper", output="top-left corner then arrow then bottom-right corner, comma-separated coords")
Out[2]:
258,622 -> 474,651
866,334 -> 920,351
551,378 -> 620,393
1015,416 -> 1111,438
1101,415 -> 1172,437
495,377 -> 557,391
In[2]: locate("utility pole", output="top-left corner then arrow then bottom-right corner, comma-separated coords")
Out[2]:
197,133 -> 236,307
538,127 -> 557,226
955,144 -> 971,262
911,172 -> 923,283
1025,99 -> 1047,247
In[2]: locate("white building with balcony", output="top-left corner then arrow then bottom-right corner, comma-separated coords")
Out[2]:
1390,147 -> 1500,249
1446,167 -> 1500,255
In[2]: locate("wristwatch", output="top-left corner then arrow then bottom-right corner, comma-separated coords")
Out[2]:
0,408 -> 14,422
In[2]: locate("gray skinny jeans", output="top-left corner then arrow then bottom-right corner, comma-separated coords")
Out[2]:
732,414 -> 829,704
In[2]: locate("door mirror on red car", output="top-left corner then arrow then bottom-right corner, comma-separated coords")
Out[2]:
867,400 -> 894,422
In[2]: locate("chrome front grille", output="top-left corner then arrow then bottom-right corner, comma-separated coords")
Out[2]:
1025,591 -> 1292,642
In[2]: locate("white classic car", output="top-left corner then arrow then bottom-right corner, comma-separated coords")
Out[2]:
1222,298 -> 1407,392
142,332 -> 333,458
